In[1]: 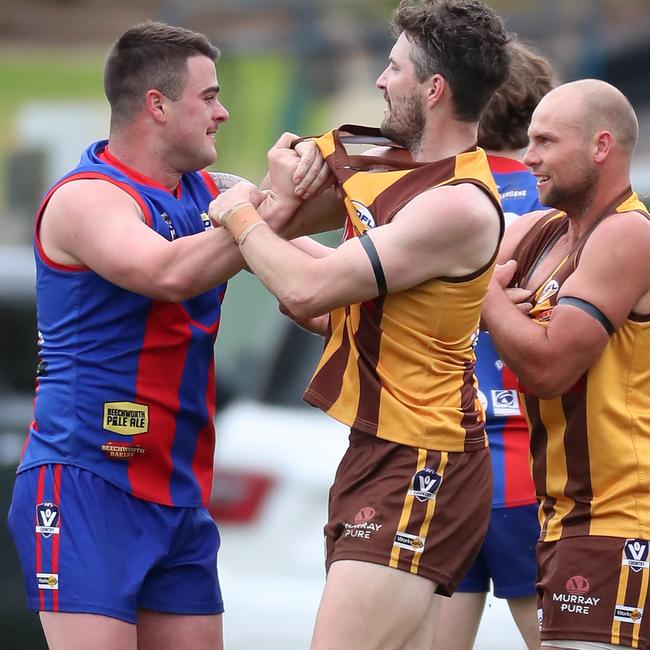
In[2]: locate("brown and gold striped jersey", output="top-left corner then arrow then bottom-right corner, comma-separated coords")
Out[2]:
512,189 -> 650,541
303,126 -> 503,452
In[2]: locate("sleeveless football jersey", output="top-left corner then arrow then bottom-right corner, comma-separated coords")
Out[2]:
512,189 -> 650,541
304,126 -> 504,452
19,141 -> 225,507
477,155 -> 542,508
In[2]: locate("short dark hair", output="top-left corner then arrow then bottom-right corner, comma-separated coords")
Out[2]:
392,0 -> 511,122
478,40 -> 555,151
104,21 -> 220,126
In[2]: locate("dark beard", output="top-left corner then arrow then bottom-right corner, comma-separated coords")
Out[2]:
380,94 -> 425,154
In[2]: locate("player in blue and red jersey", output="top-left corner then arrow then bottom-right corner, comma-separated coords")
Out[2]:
6,21 -> 327,650
432,40 -> 555,650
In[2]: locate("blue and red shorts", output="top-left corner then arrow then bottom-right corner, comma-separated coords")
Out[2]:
456,503 -> 539,598
7,464 -> 224,623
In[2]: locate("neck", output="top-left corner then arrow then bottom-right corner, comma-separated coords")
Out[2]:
412,118 -> 478,163
565,170 -> 631,242
108,127 -> 182,191
485,148 -> 524,161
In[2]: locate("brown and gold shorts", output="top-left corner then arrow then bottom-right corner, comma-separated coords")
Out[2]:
324,429 -> 492,596
537,535 -> 650,648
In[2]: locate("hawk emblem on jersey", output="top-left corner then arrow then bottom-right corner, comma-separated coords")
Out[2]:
491,389 -> 520,417
623,539 -> 649,572
36,502 -> 60,538
408,468 -> 442,502
538,279 -> 559,304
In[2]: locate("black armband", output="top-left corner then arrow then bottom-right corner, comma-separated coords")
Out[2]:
557,296 -> 615,336
359,232 -> 387,296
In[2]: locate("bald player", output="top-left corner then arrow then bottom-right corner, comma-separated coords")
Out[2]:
481,79 -> 650,649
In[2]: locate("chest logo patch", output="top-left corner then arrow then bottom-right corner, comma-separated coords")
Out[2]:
351,200 -> 376,229
538,279 -> 559,304
103,401 -> 149,436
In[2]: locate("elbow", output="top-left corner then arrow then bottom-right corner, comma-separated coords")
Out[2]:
146,271 -> 197,302
279,287 -> 323,321
520,367 -> 582,400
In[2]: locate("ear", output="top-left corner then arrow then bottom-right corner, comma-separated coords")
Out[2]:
424,73 -> 446,108
145,89 -> 168,124
593,131 -> 613,163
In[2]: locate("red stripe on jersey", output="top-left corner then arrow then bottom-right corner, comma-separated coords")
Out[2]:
193,355 -> 217,505
129,302 -> 192,505
487,155 -> 529,174
199,170 -> 220,199
51,464 -> 62,610
35,466 -> 46,610
502,365 -> 536,506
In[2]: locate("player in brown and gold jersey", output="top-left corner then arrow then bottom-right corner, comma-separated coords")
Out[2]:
482,79 -> 650,650
210,1 -> 511,648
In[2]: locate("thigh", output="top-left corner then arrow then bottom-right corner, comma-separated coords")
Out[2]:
39,612 -> 136,650
137,611 -> 222,650
483,504 -> 539,598
431,592 -> 487,650
311,559 -> 438,650
538,536 -> 650,648
138,506 -> 223,616
325,431 -> 492,596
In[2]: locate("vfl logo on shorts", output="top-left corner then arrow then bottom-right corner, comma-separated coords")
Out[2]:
491,390 -> 520,417
103,402 -> 149,436
35,502 -> 60,538
614,605 -> 643,624
393,532 -> 425,554
37,573 -> 59,590
623,539 -> 649,572
408,468 -> 442,502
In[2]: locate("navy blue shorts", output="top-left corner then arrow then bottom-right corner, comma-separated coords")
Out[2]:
456,503 -> 538,598
7,464 -> 224,623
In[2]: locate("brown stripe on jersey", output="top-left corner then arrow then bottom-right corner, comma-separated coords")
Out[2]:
511,210 -> 566,289
459,360 -> 485,450
352,296 -> 386,433
525,393 -> 555,539
368,158 -> 457,226
303,307 -> 352,408
559,383 -> 593,537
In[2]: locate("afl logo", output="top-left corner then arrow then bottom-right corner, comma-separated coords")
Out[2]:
351,200 -> 376,229
538,279 -> 559,304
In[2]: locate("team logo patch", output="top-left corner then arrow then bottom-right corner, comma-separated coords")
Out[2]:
614,606 -> 643,624
538,279 -> 559,304
160,212 -> 177,240
200,211 -> 213,230
491,389 -> 520,417
566,575 -> 590,595
102,441 -> 146,459
354,507 -> 376,523
537,608 -> 544,630
477,389 -> 488,412
407,468 -> 442,502
393,532 -> 425,553
350,200 -> 376,229
37,573 -> 59,590
623,539 -> 649,572
35,502 -> 60,538
103,402 -> 149,436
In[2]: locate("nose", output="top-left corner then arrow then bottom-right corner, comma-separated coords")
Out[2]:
522,143 -> 538,168
376,67 -> 388,91
214,100 -> 229,124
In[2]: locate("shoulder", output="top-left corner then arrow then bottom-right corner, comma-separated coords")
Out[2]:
585,210 -> 650,258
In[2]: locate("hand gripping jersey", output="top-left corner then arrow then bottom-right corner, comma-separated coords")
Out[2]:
19,141 -> 225,507
304,126 -> 504,451
476,155 -> 543,508
511,189 -> 650,541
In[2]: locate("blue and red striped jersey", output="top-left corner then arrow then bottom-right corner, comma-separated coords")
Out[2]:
476,155 -> 543,508
19,140 -> 225,507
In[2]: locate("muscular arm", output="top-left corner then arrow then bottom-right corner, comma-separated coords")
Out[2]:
40,179 -> 246,301
482,212 -> 650,398
211,181 -> 501,320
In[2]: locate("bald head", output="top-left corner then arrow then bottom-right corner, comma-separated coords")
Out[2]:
538,79 -> 638,157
